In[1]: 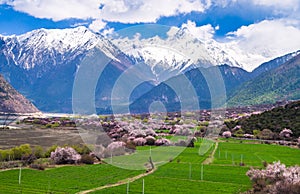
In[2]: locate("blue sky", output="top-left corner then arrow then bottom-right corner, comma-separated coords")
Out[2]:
0,0 -> 299,38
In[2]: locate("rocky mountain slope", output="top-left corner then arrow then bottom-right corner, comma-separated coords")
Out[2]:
0,74 -> 39,113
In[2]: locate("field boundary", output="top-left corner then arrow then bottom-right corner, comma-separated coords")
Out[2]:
202,141 -> 218,164
76,168 -> 156,194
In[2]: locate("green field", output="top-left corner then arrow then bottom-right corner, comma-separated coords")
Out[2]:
0,164 -> 143,194
214,140 -> 300,167
0,139 -> 300,194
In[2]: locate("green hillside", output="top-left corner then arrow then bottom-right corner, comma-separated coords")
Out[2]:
228,54 -> 300,106
225,100 -> 300,138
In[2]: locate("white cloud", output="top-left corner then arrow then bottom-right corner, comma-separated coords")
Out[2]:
102,28 -> 115,37
2,0 -> 206,32
252,0 -> 299,10
4,0 -> 101,21
181,20 -> 215,40
98,0 -> 206,23
225,19 -> 300,71
88,19 -> 107,32
229,19 -> 300,57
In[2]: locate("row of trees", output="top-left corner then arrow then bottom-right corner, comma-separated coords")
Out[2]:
222,128 -> 300,141
0,144 -> 42,162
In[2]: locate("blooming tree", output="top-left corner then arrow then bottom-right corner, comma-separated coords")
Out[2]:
106,141 -> 127,156
155,138 -> 171,146
50,147 -> 81,164
279,128 -> 293,138
129,129 -> 146,138
246,161 -> 300,193
144,128 -> 157,137
107,141 -> 126,151
244,134 -> 254,138
133,137 -> 146,146
174,128 -> 192,136
222,131 -> 232,138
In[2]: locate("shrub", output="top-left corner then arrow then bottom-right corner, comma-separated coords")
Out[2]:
0,149 -> 12,161
80,154 -> 94,164
259,129 -> 274,140
33,146 -> 44,159
175,139 -> 186,147
71,144 -> 91,155
234,129 -> 245,137
21,154 -> 36,165
125,141 -> 136,151
10,144 -> 32,160
0,161 -> 20,169
253,130 -> 261,138
262,161 -> 268,167
50,147 -> 81,164
145,136 -> 156,145
29,163 -> 45,170
45,145 -> 58,158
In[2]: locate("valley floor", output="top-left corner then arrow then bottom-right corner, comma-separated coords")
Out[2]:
1,138 -> 300,193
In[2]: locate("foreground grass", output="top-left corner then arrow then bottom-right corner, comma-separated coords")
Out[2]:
0,164 -> 143,194
95,140 -> 300,194
1,139 -> 300,194
214,140 -> 300,167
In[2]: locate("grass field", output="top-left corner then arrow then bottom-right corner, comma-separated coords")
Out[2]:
0,139 -> 300,194
95,139 -> 300,194
214,140 -> 300,167
0,164 -> 143,194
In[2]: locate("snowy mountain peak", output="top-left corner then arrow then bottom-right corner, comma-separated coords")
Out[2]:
2,27 -> 120,69
112,26 -> 242,82
17,26 -> 100,52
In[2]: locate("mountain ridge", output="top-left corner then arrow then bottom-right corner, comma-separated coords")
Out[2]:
0,26 -> 299,113
0,74 -> 39,113
228,53 -> 300,106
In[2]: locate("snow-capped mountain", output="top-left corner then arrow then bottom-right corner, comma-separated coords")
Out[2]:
0,26 -> 135,112
2,26 -> 120,70
113,25 -> 300,73
0,26 -> 298,113
112,26 -> 241,82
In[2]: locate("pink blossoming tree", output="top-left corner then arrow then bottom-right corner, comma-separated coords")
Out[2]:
50,147 -> 81,164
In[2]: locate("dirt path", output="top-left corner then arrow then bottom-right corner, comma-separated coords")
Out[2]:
76,168 -> 156,194
202,141 -> 218,164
